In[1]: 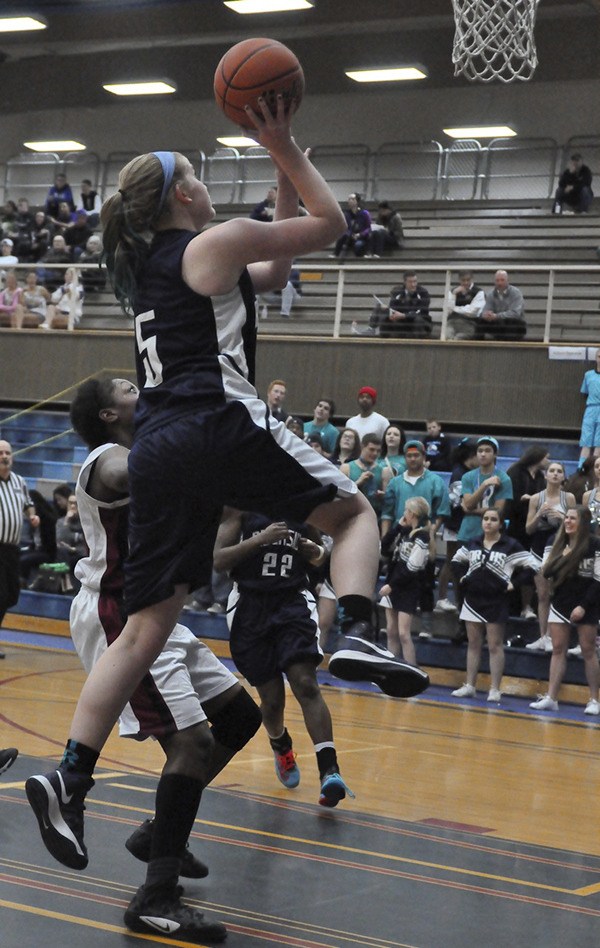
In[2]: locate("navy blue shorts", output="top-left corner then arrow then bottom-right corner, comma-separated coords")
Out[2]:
125,398 -> 355,615
228,585 -> 322,687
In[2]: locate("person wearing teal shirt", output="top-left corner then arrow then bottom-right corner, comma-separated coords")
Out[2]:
381,440 -> 450,538
303,398 -> 339,456
379,424 -> 407,479
457,437 -> 513,543
578,349 -> 600,469
341,434 -> 388,516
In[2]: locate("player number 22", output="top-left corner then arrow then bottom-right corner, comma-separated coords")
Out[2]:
262,552 -> 293,578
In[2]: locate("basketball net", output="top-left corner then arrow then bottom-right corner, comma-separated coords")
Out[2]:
451,0 -> 541,83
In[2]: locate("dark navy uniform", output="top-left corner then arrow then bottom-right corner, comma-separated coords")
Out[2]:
227,514 -> 323,687
452,535 -> 535,624
125,229 -> 356,615
381,523 -> 430,614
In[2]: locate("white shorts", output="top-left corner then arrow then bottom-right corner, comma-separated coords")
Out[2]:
318,580 -> 337,601
70,587 -> 238,739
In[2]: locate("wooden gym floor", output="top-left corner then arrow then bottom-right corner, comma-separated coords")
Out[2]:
1,629 -> 600,948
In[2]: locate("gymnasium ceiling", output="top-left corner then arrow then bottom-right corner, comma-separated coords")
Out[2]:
0,0 -> 598,115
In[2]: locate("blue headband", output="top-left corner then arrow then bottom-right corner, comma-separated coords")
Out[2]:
153,151 -> 176,211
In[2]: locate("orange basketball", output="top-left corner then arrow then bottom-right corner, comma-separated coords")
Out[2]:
214,37 -> 304,128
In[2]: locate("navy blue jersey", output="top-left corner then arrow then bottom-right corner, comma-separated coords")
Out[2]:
133,229 -> 257,433
231,513 -> 309,591
452,534 -> 535,600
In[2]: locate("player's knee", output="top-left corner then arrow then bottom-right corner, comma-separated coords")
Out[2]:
210,687 -> 262,752
164,722 -> 216,774
289,669 -> 320,704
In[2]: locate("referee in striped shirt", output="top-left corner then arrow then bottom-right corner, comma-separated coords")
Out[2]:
0,440 -> 39,659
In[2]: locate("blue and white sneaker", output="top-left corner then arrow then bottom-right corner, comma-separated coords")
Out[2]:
318,770 -> 355,808
25,768 -> 94,870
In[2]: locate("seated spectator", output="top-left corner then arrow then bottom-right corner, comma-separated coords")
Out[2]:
48,200 -> 76,232
30,211 -> 54,262
79,179 -> 101,227
380,271 -> 431,339
0,239 -> 19,284
22,271 -> 50,326
423,418 -> 452,471
55,493 -> 87,583
476,270 -> 526,341
43,267 -> 84,330
331,193 -> 371,258
303,398 -> 339,455
444,269 -> 486,340
45,172 -> 75,218
14,198 -> 35,261
351,295 -> 387,337
369,201 -> 404,257
1,201 -> 19,242
19,489 -> 57,586
37,234 -> 72,291
345,385 -> 390,440
330,427 -> 361,467
64,210 -> 94,259
79,235 -> 106,292
52,483 -> 72,517
257,265 -> 301,319
266,378 -> 290,423
0,271 -> 25,329
250,185 -> 277,221
552,153 -> 593,215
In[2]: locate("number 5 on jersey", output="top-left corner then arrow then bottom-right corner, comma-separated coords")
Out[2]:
135,310 -> 164,388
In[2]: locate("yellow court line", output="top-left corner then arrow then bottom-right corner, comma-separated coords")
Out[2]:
84,794 -> 584,898
574,882 -> 600,896
108,782 -> 155,793
2,771 -> 127,791
0,898 -> 205,945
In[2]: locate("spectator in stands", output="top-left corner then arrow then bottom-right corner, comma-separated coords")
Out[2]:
266,379 -> 290,424
52,484 -> 72,517
306,432 -> 324,454
350,295 -> 387,337
476,270 -> 526,341
345,385 -> 389,440
525,461 -> 575,652
1,201 -> 19,243
43,267 -> 84,330
451,508 -> 536,703
250,185 -> 277,221
0,240 -> 19,285
506,445 -> 549,620
30,211 -> 54,263
78,235 -> 106,293
530,506 -> 600,714
583,456 -> 600,531
565,455 -> 595,503
330,427 -> 361,467
185,567 -> 232,616
48,200 -> 76,233
435,438 -> 478,615
79,179 -> 101,227
423,419 -> 452,472
340,434 -> 387,517
285,416 -> 305,439
552,153 -> 593,215
64,210 -> 94,260
45,172 -> 75,218
379,424 -> 407,478
304,398 -> 339,455
0,271 -> 25,329
55,493 -> 87,584
577,348 -> 600,470
444,269 -> 486,340
14,198 -> 34,260
37,234 -> 72,291
257,265 -> 301,319
380,271 -> 431,339
19,489 -> 57,587
458,437 -> 513,543
331,193 -> 371,258
22,271 -> 50,327
369,201 -> 404,257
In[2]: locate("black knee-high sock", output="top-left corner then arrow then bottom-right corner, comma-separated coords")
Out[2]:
338,595 -> 373,634
60,739 -> 99,776
145,773 -> 204,893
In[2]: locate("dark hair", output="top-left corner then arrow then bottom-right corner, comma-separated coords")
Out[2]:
361,434 -> 381,448
380,424 -> 406,458
457,269 -> 473,279
450,440 -> 477,466
316,397 -> 335,416
82,178 -> 92,186
53,483 -> 72,502
70,378 -> 117,448
564,457 -> 595,503
543,505 -> 590,587
403,270 -> 417,280
570,153 -> 582,161
377,201 -> 391,210
332,427 -> 360,462
507,445 -> 549,476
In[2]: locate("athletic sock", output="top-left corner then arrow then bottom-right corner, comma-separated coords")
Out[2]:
269,728 -> 293,753
338,594 -> 373,634
315,743 -> 338,779
146,773 -> 204,890
60,739 -> 99,776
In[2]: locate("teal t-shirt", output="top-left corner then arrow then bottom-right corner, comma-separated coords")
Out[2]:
303,420 -> 339,454
457,467 -> 513,541
378,454 -> 407,477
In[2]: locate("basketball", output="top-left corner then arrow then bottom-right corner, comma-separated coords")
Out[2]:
214,37 -> 304,128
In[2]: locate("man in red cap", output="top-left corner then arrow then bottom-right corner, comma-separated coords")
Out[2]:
345,386 -> 390,441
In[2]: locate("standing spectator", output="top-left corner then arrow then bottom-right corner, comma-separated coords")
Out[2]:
332,193 -> 371,258
435,439 -> 478,614
530,506 -> 600,714
369,201 -> 404,257
451,509 -> 535,703
476,270 -> 526,341
379,424 -> 407,478
303,398 -> 338,455
577,348 -> 600,470
0,271 -> 25,329
250,185 -> 277,221
458,437 -> 513,543
340,434 -> 387,518
330,427 -> 361,467
265,378 -> 290,424
45,172 -> 75,218
583,456 -> 600,530
0,439 -> 40,658
345,385 -> 390,441
79,179 -> 101,227
423,419 -> 452,471
444,269 -> 486,340
506,446 -> 549,620
380,271 -> 431,339
552,153 -> 593,215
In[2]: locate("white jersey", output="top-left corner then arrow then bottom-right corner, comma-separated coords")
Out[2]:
74,443 -> 129,593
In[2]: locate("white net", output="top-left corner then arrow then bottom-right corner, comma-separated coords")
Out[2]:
452,0 -> 541,83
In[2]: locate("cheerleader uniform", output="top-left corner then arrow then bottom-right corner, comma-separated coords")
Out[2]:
586,487 -> 600,532
542,536 -> 600,626
452,535 -> 535,624
380,522 -> 430,614
529,489 -> 571,564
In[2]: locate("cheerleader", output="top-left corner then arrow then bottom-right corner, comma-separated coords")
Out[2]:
379,497 -> 433,666
582,455 -> 600,531
530,506 -> 600,714
451,509 -> 535,702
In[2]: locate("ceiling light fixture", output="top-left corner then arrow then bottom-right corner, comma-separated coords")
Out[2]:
346,67 -> 427,83
0,16 -> 47,32
103,81 -> 177,96
443,125 -> 517,139
217,135 -> 257,147
224,1 -> 314,13
24,140 -> 86,152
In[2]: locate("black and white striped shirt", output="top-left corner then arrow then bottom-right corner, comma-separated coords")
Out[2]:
0,472 -> 33,546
